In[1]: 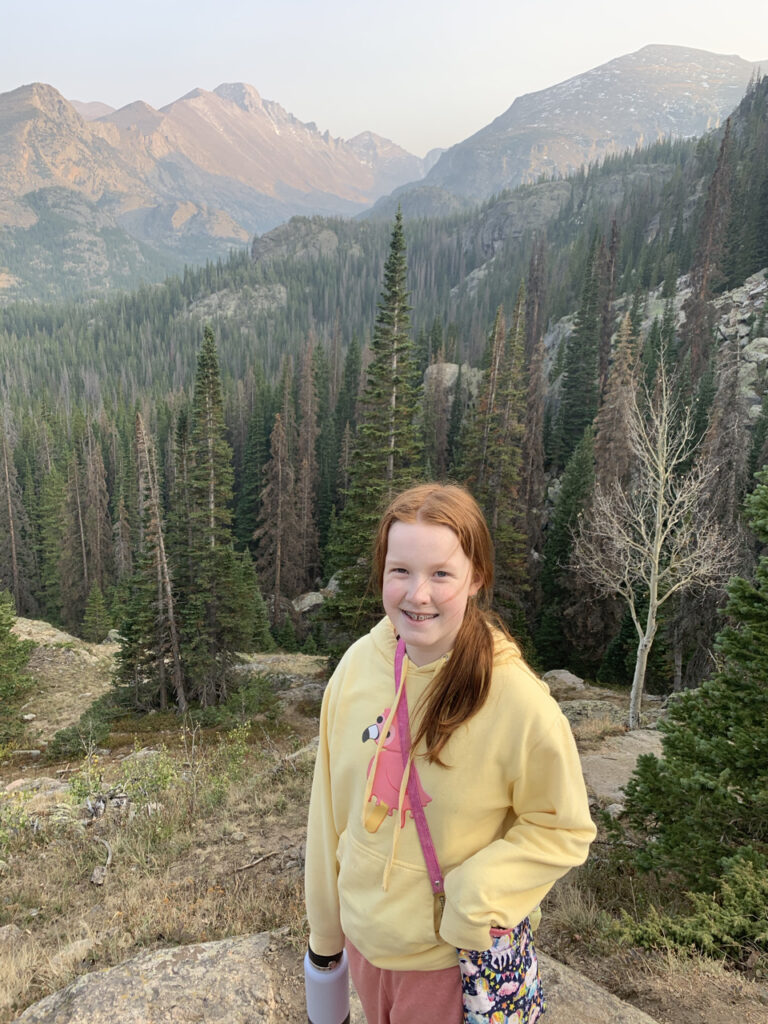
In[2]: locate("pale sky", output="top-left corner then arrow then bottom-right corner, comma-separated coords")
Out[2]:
3,0 -> 767,156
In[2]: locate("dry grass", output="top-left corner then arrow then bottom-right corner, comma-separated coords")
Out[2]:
0,724 -> 314,1023
570,713 -> 626,749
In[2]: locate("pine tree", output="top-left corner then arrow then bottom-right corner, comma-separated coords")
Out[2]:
535,427 -> 595,670
82,424 -> 113,593
37,462 -> 66,625
555,233 -> 603,467
324,209 -> 422,645
234,365 -> 271,552
296,342 -> 320,589
0,418 -> 37,614
254,412 -> 302,625
0,591 -> 34,746
81,583 -> 112,642
593,313 -> 638,491
59,450 -> 90,632
622,465 -> 768,889
180,327 -> 244,705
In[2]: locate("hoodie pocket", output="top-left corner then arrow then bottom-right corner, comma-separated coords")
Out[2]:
337,828 -> 441,960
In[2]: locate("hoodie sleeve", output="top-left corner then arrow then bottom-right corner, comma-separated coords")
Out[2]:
438,709 -> 596,952
305,674 -> 346,957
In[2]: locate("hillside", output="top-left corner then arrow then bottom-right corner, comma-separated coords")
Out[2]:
3,625 -> 768,1023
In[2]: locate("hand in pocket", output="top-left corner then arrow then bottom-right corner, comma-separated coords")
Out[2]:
457,918 -> 545,1023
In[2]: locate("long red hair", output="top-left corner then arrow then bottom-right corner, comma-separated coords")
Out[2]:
372,483 -> 509,764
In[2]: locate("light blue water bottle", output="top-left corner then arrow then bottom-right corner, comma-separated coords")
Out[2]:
304,948 -> 350,1024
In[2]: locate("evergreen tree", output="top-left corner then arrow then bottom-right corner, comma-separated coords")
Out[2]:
554,233 -> 603,467
520,332 -> 547,617
81,583 -> 112,642
593,313 -> 638,491
0,418 -> 37,614
324,209 -> 422,645
37,462 -> 66,625
313,341 -> 336,553
296,342 -> 320,589
180,327 -> 245,705
234,365 -> 270,552
0,591 -> 34,746
622,465 -> 768,889
535,427 -> 595,670
254,412 -> 302,625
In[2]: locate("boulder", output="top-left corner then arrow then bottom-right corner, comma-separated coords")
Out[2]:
14,932 -> 659,1024
558,699 -> 626,728
581,729 -> 663,805
15,933 -> 277,1023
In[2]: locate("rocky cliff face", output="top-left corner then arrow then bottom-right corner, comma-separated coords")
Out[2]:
0,81 -> 429,300
378,45 -> 766,215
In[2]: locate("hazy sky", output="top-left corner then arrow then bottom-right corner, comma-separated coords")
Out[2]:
4,0 -> 767,155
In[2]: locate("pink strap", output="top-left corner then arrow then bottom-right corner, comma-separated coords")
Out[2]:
394,638 -> 445,897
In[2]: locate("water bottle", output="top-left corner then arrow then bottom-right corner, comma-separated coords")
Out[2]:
304,948 -> 350,1024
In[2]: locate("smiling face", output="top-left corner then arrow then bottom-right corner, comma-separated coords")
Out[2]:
382,519 -> 481,667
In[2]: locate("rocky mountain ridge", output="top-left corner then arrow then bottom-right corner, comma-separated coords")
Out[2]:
0,81 -> 428,300
369,44 -> 766,218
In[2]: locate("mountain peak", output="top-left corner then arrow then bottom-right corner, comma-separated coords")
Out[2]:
213,82 -> 264,113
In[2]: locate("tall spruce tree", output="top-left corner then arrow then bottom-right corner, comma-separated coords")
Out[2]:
181,327 -> 246,705
535,427 -> 595,670
554,232 -> 603,468
324,209 -> 421,646
253,412 -> 302,626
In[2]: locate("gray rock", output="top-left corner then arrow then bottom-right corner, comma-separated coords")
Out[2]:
14,932 -> 659,1024
558,700 -> 626,728
0,923 -> 23,946
14,932 -> 276,1023
292,591 -> 325,615
542,669 -> 586,689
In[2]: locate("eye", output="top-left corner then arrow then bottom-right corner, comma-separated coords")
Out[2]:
390,567 -> 408,575
434,570 -> 449,578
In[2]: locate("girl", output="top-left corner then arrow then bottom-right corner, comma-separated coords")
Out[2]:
306,484 -> 595,1023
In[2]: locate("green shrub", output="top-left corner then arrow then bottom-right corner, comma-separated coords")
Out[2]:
620,847 -> 768,960
115,745 -> 178,801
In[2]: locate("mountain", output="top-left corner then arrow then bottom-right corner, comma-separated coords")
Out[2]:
0,82 -> 428,301
369,45 -> 766,217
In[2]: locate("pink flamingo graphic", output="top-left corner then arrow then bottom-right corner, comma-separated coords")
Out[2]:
362,709 -> 432,832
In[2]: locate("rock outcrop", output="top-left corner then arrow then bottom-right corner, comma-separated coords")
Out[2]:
14,931 -> 659,1024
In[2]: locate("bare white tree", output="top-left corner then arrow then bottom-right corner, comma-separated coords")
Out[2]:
572,360 -> 738,728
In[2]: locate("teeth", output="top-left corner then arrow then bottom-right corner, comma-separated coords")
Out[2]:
405,612 -> 435,621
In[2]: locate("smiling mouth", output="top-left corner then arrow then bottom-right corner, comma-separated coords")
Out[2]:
402,610 -> 438,622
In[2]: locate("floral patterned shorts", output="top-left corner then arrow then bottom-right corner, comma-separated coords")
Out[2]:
458,917 -> 545,1023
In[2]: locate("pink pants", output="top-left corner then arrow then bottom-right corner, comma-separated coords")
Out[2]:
346,940 -> 463,1024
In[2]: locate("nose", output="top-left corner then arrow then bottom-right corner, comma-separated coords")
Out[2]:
407,575 -> 430,603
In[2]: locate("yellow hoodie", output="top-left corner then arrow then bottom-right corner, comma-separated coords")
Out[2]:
305,617 -> 596,971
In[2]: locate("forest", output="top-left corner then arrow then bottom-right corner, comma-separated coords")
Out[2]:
0,75 -> 766,701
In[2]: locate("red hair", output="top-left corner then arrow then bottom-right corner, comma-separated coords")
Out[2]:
372,483 -> 509,764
